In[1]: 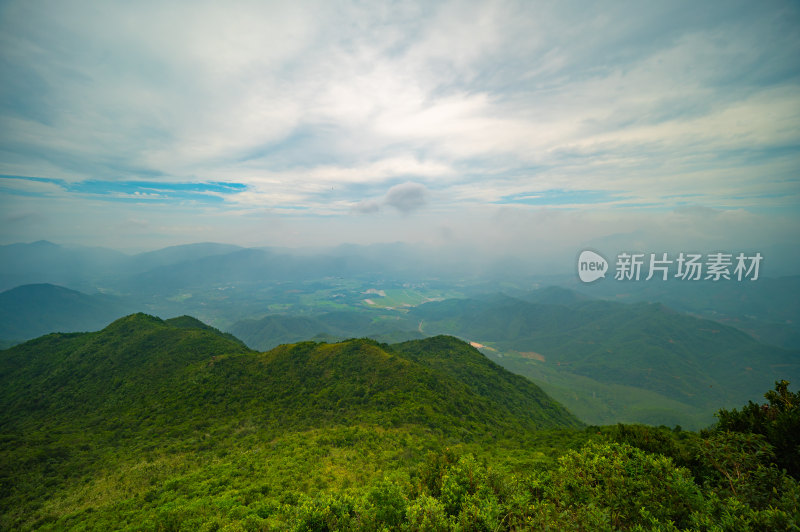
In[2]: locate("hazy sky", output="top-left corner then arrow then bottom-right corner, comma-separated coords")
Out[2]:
1,1 -> 798,269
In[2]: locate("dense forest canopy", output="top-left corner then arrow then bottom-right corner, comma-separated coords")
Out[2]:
1,315 -> 797,530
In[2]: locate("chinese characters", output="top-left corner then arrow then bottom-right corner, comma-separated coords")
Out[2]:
613,252 -> 762,281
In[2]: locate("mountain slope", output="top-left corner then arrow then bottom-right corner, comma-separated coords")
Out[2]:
0,313 -> 580,528
572,276 -> 800,350
164,315 -> 247,346
390,335 -> 578,430
0,313 -> 253,428
3,316 -> 795,529
0,313 -> 579,436
0,283 -> 133,343
411,292 -> 800,428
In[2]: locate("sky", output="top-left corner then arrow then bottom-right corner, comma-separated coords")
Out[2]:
1,1 -> 799,272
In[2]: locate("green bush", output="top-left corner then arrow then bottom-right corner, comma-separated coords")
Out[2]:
291,492 -> 356,531
548,441 -> 704,529
715,380 -> 800,479
359,479 -> 408,530
404,494 -> 449,532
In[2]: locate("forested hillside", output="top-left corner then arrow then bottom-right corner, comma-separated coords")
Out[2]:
1,315 -> 798,530
411,295 -> 800,428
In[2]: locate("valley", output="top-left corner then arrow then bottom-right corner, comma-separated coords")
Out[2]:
3,3 -> 798,528
1,241 -> 798,431
1,242 -> 799,529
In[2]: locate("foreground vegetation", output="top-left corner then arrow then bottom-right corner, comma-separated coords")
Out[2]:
1,315 -> 798,530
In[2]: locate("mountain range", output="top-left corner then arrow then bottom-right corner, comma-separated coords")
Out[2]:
219,287 -> 799,428
1,240 -> 797,431
3,313 -> 797,530
408,292 -> 799,428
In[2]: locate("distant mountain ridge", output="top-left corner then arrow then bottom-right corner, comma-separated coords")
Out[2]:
571,275 -> 800,350
0,241 -> 254,288
125,242 -> 244,272
3,240 -> 796,348
0,283 -> 133,343
229,311 -> 424,351
0,241 -> 128,291
0,240 -> 461,294
409,291 -> 800,428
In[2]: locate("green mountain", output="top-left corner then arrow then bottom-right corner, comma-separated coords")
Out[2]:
0,313 -> 252,426
226,287 -> 799,429
572,276 -> 800,350
3,315 -> 798,530
0,313 -> 579,529
0,283 -> 133,344
0,313 -> 578,436
411,293 -> 800,428
164,314 -> 247,346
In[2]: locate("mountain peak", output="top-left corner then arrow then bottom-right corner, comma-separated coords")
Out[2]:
105,312 -> 165,331
165,315 -> 248,346
165,315 -> 213,330
2,282 -> 71,295
29,240 -> 59,248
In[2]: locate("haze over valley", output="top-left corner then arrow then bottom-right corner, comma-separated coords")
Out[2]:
1,239 -> 798,431
1,1 -> 799,529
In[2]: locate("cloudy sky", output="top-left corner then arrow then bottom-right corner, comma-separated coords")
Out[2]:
1,1 -> 798,270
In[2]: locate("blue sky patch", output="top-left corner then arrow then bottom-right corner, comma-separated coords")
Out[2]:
0,175 -> 246,203
496,189 -> 625,206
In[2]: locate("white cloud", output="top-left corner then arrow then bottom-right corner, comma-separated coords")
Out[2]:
350,182 -> 429,215
0,0 -> 798,257
352,198 -> 382,214
0,177 -> 65,196
384,182 -> 429,213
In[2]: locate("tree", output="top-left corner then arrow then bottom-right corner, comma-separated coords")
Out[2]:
715,380 -> 800,479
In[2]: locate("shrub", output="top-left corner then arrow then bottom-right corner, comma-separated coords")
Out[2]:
404,494 -> 449,532
549,441 -> 703,529
715,380 -> 800,479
